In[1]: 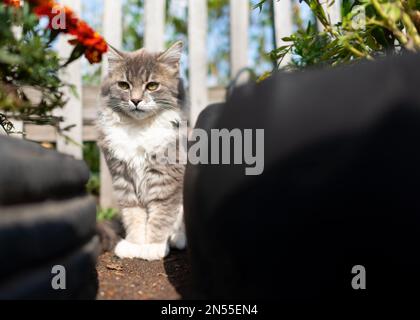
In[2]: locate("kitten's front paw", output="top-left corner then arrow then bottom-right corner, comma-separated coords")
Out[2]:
114,240 -> 142,259
169,232 -> 187,250
138,243 -> 169,261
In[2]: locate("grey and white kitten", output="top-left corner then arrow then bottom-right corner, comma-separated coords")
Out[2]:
97,41 -> 187,261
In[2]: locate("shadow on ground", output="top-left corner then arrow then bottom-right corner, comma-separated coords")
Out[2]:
96,249 -> 193,299
163,249 -> 194,299
95,219 -> 194,299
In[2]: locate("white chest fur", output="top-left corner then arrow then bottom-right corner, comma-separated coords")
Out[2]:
98,109 -> 180,166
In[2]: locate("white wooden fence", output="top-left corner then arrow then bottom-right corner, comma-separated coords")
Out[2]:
15,0 -> 340,208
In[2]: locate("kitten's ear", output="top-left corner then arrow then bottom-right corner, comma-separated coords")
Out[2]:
107,43 -> 125,70
158,41 -> 183,69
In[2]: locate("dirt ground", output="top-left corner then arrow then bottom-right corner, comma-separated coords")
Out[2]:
96,249 -> 193,300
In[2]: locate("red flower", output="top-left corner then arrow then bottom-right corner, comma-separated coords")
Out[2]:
71,21 -> 108,63
30,0 -> 51,5
6,0 -> 108,64
32,3 -> 53,17
85,47 -> 102,64
3,0 -> 21,7
32,2 -> 78,34
73,21 -> 95,43
63,6 -> 79,34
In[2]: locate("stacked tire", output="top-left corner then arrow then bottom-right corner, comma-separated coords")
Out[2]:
0,135 -> 99,299
184,53 -> 420,302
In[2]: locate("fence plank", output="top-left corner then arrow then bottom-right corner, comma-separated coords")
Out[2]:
102,0 -> 122,55
318,0 -> 341,30
100,0 -> 123,209
273,0 -> 293,67
25,124 -> 97,142
188,0 -> 208,125
230,0 -> 249,83
56,0 -> 83,159
0,119 -> 21,139
144,0 -> 166,52
9,119 -> 23,139
24,85 -> 226,142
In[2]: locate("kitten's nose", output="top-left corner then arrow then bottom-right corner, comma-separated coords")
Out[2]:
130,99 -> 142,107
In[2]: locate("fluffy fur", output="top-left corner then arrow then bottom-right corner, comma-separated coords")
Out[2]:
97,42 -> 187,261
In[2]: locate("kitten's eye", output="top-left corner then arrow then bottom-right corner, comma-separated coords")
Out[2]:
146,82 -> 159,91
117,81 -> 130,90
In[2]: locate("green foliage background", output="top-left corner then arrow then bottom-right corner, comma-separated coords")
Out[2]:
263,0 -> 420,72
0,3 -> 67,134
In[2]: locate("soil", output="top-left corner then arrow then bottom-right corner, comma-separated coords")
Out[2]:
96,249 -> 193,300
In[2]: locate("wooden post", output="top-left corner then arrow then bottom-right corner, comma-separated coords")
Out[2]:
188,0 -> 208,126
144,0 -> 166,52
100,0 -> 122,209
56,0 -> 83,159
230,0 -> 249,83
273,0 -> 293,67
317,0 -> 341,30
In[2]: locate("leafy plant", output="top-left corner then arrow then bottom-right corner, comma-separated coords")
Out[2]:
97,207 -> 118,221
256,0 -> 420,75
86,173 -> 100,196
84,141 -> 100,196
0,0 -> 107,134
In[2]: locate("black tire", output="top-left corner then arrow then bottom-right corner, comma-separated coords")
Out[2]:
0,237 -> 100,300
0,136 -> 98,299
0,135 -> 89,206
0,195 -> 96,278
184,53 -> 420,302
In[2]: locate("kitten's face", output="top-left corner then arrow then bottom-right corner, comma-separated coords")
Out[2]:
101,42 -> 183,120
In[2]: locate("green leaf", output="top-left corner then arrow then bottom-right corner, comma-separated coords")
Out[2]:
61,43 -> 85,68
97,208 -> 119,221
382,3 -> 401,22
281,36 -> 294,42
0,49 -> 21,64
252,0 -> 268,13
68,84 -> 79,99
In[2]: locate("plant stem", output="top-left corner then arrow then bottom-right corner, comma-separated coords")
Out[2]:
371,0 -> 410,48
401,12 -> 420,49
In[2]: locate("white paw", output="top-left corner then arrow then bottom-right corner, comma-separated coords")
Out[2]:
137,243 -> 169,261
114,240 -> 142,259
169,232 -> 187,250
